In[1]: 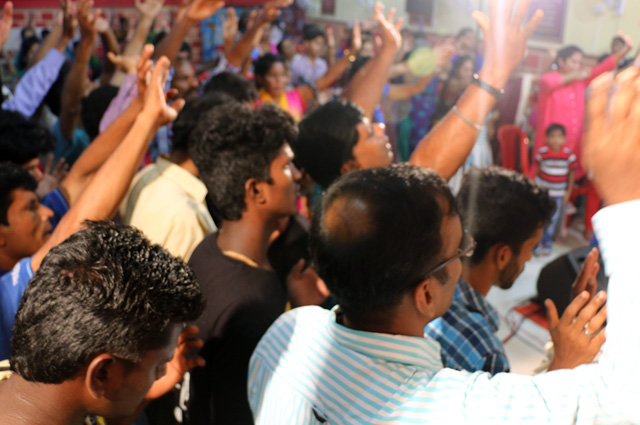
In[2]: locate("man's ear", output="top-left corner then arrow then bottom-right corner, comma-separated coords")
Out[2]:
494,243 -> 513,271
412,278 -> 439,319
85,354 -> 123,399
245,178 -> 267,206
340,159 -> 360,176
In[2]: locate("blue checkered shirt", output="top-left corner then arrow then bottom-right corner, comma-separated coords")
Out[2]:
424,278 -> 509,375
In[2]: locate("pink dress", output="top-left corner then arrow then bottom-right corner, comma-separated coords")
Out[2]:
532,55 -> 616,179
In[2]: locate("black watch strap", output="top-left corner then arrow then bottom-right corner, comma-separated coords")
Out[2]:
472,74 -> 504,100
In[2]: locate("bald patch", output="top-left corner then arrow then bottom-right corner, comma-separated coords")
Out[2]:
322,195 -> 373,244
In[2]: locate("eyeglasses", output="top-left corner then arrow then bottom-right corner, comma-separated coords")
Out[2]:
425,230 -> 477,277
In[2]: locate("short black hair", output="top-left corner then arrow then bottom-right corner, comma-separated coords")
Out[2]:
17,35 -> 40,70
0,162 -> 38,226
0,110 -> 56,165
43,61 -> 71,117
171,92 -> 233,153
203,72 -> 258,102
456,27 -> 474,40
457,167 -> 556,264
302,24 -> 325,41
190,102 -> 298,221
11,220 -> 205,384
81,85 -> 119,140
545,123 -> 566,137
254,53 -> 287,84
310,164 -> 458,321
294,99 -> 364,188
276,38 -> 291,55
555,45 -> 583,66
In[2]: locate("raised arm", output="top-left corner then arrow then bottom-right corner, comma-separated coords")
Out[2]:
153,0 -> 224,63
409,0 -> 543,179
0,1 -> 11,50
110,0 -> 164,86
59,46 -> 153,207
58,0 -> 98,141
31,52 -> 184,272
96,17 -> 120,86
347,3 -> 402,120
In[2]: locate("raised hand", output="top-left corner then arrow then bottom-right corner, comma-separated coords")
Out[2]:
287,259 -> 330,308
36,154 -> 69,199
584,67 -> 640,205
221,7 -> 238,44
0,2 -> 12,49
145,325 -> 205,400
142,54 -> 185,126
135,0 -> 164,19
350,20 -> 362,54
434,42 -> 456,68
60,0 -> 78,41
107,51 -> 139,74
185,0 -> 225,22
546,290 -> 607,370
373,2 -> 402,54
94,15 -> 108,34
571,248 -> 600,300
257,0 -> 292,25
472,0 -> 544,88
77,0 -> 100,44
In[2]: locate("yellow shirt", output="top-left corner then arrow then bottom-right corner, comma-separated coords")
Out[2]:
120,158 -> 216,261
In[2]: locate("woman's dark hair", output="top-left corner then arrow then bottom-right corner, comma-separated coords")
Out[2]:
554,45 -> 583,67
449,54 -> 475,79
253,53 -> 287,87
17,35 -> 40,71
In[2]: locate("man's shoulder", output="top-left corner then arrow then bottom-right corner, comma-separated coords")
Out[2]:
254,306 -> 330,355
0,257 -> 33,292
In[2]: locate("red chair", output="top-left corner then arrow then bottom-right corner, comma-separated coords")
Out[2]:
497,124 -> 530,176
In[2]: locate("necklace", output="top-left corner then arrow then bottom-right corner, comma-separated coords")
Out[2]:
222,250 -> 259,268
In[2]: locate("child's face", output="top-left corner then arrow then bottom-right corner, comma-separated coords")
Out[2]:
546,129 -> 566,152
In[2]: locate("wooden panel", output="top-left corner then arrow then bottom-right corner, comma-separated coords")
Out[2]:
527,0 -> 568,42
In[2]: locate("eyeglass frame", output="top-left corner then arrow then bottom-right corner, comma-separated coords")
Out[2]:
424,230 -> 477,278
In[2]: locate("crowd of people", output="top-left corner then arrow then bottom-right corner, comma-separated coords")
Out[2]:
1,0 -> 639,424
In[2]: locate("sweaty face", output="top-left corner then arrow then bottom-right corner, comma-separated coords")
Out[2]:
171,61 -> 198,100
1,189 -> 53,263
558,52 -> 583,74
546,129 -> 566,153
262,62 -> 289,99
352,120 -> 394,169
262,144 -> 302,218
497,226 -> 544,290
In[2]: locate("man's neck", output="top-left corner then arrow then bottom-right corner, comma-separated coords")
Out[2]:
0,251 -> 19,273
0,375 -> 86,425
216,215 -> 279,270
305,52 -> 318,62
462,262 -> 494,297
168,151 -> 199,177
341,297 -> 428,338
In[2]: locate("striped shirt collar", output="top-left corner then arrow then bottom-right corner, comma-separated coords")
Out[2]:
455,279 -> 500,333
328,307 -> 443,371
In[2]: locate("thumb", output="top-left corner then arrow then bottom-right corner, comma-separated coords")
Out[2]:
471,10 -> 489,37
107,51 -> 121,65
545,299 -> 559,329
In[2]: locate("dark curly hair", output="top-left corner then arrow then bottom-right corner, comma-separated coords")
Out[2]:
0,110 -> 56,165
310,164 -> 458,321
203,72 -> 258,103
0,162 -> 38,225
457,166 -> 556,263
189,102 -> 298,221
10,220 -> 206,384
294,99 -> 365,188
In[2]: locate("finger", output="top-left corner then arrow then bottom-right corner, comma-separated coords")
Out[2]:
571,247 -> 598,295
576,291 -> 607,326
44,153 -> 53,173
584,73 -> 614,169
165,88 -> 179,102
585,263 -> 599,297
611,67 -> 640,127
2,2 -> 12,24
386,7 -> 395,24
624,76 -> 640,145
522,9 -> 544,39
560,291 -> 590,324
106,51 -> 120,65
170,98 -> 186,116
471,11 -> 489,38
394,16 -> 403,32
587,303 -> 607,332
511,0 -> 531,27
155,56 -> 171,88
317,278 -> 330,298
545,299 -> 560,329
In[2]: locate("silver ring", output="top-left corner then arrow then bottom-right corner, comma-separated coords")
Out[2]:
584,322 -> 596,338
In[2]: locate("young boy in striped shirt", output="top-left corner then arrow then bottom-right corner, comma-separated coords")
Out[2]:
534,123 -> 576,255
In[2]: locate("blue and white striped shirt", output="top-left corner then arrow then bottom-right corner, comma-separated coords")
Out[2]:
424,278 -> 508,375
248,201 -> 640,424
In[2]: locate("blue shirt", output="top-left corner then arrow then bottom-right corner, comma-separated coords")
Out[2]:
0,188 -> 69,360
0,257 -> 34,360
424,278 -> 509,375
249,200 -> 640,424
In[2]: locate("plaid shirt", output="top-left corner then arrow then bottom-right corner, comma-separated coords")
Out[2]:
424,278 -> 509,375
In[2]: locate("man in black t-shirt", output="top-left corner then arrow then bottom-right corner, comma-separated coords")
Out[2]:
187,102 -> 327,425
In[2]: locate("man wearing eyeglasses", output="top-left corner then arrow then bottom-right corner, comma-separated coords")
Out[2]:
425,167 -> 571,375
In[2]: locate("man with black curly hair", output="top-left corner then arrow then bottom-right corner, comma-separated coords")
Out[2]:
187,102 -> 325,425
0,220 -> 206,425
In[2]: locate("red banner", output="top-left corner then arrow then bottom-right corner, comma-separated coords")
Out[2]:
15,0 -> 269,8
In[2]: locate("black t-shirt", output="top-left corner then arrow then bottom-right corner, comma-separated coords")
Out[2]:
187,233 -> 287,425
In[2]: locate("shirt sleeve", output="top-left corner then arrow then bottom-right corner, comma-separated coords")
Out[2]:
1,50 -> 66,119
538,72 -> 564,96
0,257 -> 34,360
99,73 -> 137,133
586,55 -> 617,85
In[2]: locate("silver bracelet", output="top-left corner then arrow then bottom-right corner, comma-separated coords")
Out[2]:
452,106 -> 484,131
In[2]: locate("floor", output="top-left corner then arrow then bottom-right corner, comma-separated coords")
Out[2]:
484,219 -> 589,375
